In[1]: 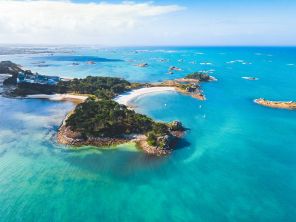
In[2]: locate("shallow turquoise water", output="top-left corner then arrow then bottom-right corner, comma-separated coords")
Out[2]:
1,47 -> 296,221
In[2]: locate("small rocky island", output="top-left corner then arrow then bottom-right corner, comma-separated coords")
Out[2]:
255,98 -> 296,110
58,97 -> 184,155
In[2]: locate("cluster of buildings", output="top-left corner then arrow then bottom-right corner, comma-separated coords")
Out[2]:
17,71 -> 60,85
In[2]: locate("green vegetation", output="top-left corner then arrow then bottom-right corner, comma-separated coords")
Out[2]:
11,75 -> 143,99
57,76 -> 137,99
13,82 -> 57,95
185,72 -> 211,82
178,84 -> 189,90
66,97 -> 170,148
0,61 -> 139,98
1,61 -> 184,150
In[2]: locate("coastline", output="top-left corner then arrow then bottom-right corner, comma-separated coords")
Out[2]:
114,87 -> 176,106
1,62 -> 195,156
24,83 -> 206,106
114,83 -> 209,106
57,123 -> 182,156
56,100 -> 184,156
26,93 -> 88,104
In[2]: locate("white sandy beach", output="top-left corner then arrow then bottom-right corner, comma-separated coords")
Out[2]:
25,87 -> 176,105
114,87 -> 176,106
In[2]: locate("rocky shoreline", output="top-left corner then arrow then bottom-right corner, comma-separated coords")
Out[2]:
254,98 -> 296,110
156,79 -> 209,101
0,61 -> 189,156
57,124 -> 130,147
57,122 -> 184,156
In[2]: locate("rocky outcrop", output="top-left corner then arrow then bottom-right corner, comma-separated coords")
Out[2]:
57,116 -> 185,156
136,135 -> 172,156
254,98 -> 296,110
137,121 -> 185,156
184,72 -> 217,82
169,66 -> 182,71
137,63 -> 148,67
0,61 -> 22,75
154,75 -> 214,101
169,121 -> 184,131
57,125 -> 129,147
0,61 -> 24,85
0,61 -> 35,86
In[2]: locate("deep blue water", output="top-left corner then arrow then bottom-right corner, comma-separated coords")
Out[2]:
0,47 -> 296,221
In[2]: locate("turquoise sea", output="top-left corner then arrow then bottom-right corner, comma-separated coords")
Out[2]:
0,46 -> 296,221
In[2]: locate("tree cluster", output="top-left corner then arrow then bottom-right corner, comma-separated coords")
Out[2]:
185,72 -> 211,82
66,97 -> 170,148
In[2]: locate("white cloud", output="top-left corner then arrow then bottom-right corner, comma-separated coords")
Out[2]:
0,0 -> 184,45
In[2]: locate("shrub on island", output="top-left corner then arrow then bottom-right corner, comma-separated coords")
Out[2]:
56,76 -> 133,99
64,97 -> 182,150
185,72 -> 211,82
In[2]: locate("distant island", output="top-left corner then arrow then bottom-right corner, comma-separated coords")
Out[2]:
0,61 -> 218,155
255,98 -> 296,110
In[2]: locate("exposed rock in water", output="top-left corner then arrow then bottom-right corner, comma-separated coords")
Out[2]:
185,85 -> 198,93
57,125 -> 129,147
242,76 -> 259,81
169,66 -> 182,71
169,121 -> 184,131
137,63 -> 149,67
57,111 -> 186,156
254,98 -> 296,110
184,72 -> 216,82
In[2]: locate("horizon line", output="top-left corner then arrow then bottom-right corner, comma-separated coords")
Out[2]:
1,43 -> 296,48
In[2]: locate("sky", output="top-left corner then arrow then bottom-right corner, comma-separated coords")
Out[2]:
0,0 -> 295,46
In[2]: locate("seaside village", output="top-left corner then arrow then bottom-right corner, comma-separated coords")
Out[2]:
17,71 -> 61,85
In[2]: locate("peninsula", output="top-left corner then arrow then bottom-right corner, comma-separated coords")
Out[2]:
157,72 -> 217,100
